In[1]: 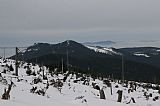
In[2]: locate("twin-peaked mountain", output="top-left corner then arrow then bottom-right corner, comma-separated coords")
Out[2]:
10,40 -> 160,83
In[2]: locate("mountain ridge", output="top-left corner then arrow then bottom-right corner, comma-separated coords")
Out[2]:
10,40 -> 160,83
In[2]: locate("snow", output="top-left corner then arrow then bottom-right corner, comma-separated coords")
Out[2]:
67,40 -> 70,45
134,53 -> 150,58
27,48 -> 38,52
0,58 -> 160,106
20,49 -> 27,53
86,46 -> 119,55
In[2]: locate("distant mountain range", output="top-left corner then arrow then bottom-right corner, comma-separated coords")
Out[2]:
83,41 -> 116,46
83,40 -> 160,48
10,40 -> 160,83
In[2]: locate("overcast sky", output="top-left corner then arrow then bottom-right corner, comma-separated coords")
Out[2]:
0,0 -> 160,46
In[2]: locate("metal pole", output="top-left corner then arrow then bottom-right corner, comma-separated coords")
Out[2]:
122,54 -> 124,85
42,66 -> 45,79
15,47 -> 18,76
67,48 -> 69,71
62,58 -> 64,73
4,48 -> 5,59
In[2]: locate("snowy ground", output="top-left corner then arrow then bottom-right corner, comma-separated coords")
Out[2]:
0,58 -> 160,106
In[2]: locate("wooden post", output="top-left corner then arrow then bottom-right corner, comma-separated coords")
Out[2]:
117,90 -> 123,102
110,83 -> 113,95
99,89 -> 106,99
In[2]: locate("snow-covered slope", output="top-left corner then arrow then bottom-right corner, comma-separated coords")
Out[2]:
0,58 -> 160,106
86,45 -> 120,55
134,53 -> 150,58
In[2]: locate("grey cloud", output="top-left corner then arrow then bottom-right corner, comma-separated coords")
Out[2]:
0,0 -> 160,44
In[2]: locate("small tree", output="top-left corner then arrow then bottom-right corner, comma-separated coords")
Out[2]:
126,97 -> 136,104
26,66 -> 32,76
26,69 -> 31,76
1,84 -> 12,100
9,65 -> 14,72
